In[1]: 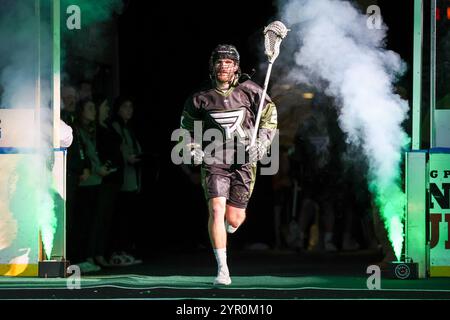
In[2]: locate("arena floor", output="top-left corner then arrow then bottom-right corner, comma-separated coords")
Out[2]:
0,249 -> 449,300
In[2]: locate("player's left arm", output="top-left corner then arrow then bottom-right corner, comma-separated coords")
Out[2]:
258,99 -> 278,147
248,97 -> 278,163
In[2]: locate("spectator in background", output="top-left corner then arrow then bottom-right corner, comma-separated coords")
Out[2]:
110,96 -> 143,266
62,85 -> 92,266
78,81 -> 93,101
93,94 -> 124,267
292,98 -> 341,252
74,98 -> 114,273
269,84 -> 312,250
61,85 -> 78,125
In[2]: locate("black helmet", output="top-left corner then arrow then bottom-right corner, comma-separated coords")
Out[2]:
210,44 -> 240,63
209,44 -> 240,77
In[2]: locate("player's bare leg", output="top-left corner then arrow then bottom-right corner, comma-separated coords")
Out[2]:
208,197 -> 231,285
225,205 -> 246,233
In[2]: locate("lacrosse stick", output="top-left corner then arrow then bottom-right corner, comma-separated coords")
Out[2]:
250,21 -> 289,147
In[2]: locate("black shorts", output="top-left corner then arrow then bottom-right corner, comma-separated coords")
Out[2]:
201,164 -> 257,209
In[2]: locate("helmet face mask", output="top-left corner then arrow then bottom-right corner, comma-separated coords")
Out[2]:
209,44 -> 241,83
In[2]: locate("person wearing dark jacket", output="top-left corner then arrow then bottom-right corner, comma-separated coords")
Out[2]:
110,96 -> 143,266
94,95 -> 124,266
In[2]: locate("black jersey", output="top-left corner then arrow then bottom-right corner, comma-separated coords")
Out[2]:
181,79 -> 277,168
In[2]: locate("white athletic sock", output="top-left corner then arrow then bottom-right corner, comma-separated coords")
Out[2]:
213,248 -> 229,275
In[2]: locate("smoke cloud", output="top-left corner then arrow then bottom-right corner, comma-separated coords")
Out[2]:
276,0 -> 410,259
0,0 -> 57,261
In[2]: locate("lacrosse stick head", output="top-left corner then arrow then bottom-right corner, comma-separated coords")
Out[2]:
264,21 -> 289,63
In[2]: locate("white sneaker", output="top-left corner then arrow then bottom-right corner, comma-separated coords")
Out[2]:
213,270 -> 232,286
225,221 -> 237,234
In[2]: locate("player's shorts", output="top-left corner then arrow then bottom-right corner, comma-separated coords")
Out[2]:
201,164 -> 257,209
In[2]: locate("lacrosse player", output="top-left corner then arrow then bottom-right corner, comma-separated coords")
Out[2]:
179,44 -> 278,285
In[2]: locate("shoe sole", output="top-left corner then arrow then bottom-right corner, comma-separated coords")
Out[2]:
213,278 -> 232,286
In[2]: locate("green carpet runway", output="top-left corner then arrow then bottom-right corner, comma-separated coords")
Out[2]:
1,250 -> 450,299
1,274 -> 450,299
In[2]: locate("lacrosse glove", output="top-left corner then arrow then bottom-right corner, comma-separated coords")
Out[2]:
186,143 -> 205,165
247,139 -> 269,164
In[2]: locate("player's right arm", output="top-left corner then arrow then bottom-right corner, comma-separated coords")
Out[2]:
180,97 -> 201,133
179,97 -> 204,165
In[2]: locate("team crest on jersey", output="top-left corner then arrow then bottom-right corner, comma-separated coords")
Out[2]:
209,109 -> 246,140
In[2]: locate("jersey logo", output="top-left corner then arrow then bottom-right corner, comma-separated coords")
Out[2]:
209,109 -> 246,140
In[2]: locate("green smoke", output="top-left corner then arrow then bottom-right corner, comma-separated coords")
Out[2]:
37,161 -> 58,259
10,155 -> 56,260
277,0 -> 411,262
370,180 -> 406,261
368,134 -> 410,261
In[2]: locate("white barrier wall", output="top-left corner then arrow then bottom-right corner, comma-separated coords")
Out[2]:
0,108 -> 66,276
0,109 -> 38,276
